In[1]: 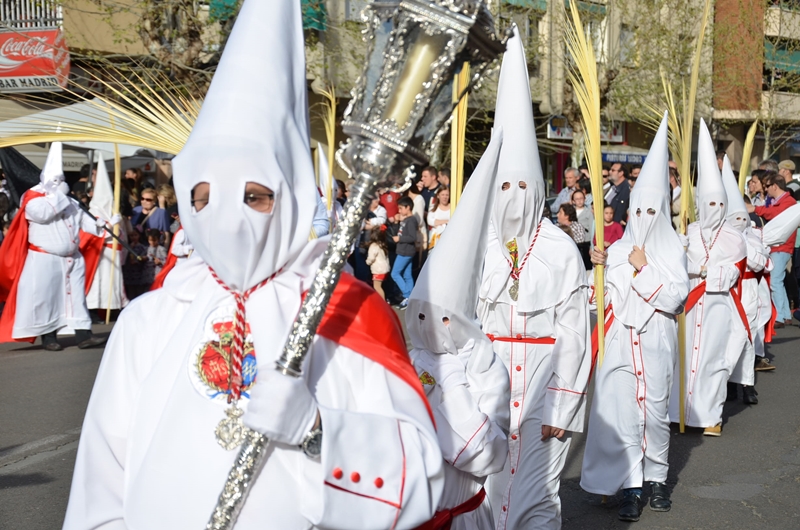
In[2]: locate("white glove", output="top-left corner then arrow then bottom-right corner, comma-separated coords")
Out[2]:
95,216 -> 106,228
243,369 -> 318,446
414,350 -> 468,392
677,233 -> 689,247
109,214 -> 121,226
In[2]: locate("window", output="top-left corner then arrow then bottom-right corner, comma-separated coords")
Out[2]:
0,0 -> 61,28
619,24 -> 636,66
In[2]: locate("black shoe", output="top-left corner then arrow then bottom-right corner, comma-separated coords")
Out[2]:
77,336 -> 108,349
43,342 -> 63,351
742,386 -> 758,405
648,482 -> 672,512
726,382 -> 738,402
618,489 -> 641,522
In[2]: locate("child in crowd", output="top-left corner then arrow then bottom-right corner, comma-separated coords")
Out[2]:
144,229 -> 168,288
391,197 -> 419,309
365,227 -> 390,300
123,229 -> 149,299
595,204 -> 624,248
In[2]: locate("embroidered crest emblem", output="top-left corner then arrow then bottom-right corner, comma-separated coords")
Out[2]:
419,371 -> 436,386
189,306 -> 258,404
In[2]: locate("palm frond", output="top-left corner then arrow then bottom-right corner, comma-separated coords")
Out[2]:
739,120 -> 758,194
564,0 -> 605,366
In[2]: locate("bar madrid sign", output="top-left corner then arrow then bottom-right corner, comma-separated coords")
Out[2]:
0,28 -> 70,93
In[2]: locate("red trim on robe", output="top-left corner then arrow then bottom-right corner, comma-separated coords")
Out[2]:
80,231 -> 105,296
0,191 -> 44,343
150,229 -> 181,291
313,272 -> 434,424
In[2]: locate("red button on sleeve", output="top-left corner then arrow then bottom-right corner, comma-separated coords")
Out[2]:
374,477 -> 384,489
351,472 -> 361,483
332,468 -> 343,480
515,366 -> 522,372
513,401 -> 519,408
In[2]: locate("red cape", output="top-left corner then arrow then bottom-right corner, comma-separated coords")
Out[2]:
0,191 -> 43,343
0,191 -> 103,343
315,273 -> 434,423
80,231 -> 105,296
150,229 -> 181,291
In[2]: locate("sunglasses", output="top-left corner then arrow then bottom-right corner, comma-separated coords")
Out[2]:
141,198 -> 155,202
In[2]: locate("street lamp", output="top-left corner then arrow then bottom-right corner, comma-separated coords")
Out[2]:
207,1 -> 505,528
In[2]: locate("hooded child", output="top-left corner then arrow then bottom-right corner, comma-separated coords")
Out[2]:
580,113 -> 689,522
0,141 -> 110,350
85,153 -> 129,312
667,119 -> 748,436
721,155 -> 772,404
477,26 -> 592,530
407,130 -> 510,530
63,1 -> 443,528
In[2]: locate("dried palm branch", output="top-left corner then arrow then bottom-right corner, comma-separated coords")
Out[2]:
317,83 -> 337,212
564,0 -> 606,366
739,120 -> 758,194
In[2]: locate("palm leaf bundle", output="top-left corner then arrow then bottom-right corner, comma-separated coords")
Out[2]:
564,0 -> 606,366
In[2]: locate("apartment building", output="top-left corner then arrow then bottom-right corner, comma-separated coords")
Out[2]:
714,0 -> 800,169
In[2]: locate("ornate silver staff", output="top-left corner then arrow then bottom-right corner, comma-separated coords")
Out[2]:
207,1 -> 505,528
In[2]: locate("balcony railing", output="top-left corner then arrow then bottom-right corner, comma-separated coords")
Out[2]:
0,0 -> 62,29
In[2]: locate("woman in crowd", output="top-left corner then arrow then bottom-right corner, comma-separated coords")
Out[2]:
573,189 -> 594,241
131,187 -> 171,235
748,170 -> 767,207
558,203 -> 586,245
427,186 -> 450,251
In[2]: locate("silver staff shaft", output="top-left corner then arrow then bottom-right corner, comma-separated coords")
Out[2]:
206,142 -> 395,530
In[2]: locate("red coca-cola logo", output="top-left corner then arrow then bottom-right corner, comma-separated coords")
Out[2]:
0,37 -> 51,60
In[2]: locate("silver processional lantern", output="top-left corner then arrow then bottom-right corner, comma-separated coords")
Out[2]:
207,2 -> 505,528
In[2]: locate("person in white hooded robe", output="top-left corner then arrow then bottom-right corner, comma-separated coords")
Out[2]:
720,155 -> 772,405
668,119 -> 748,437
0,141 -> 112,350
477,26 -> 592,530
581,114 -> 689,522
63,2 -> 444,529
407,131 -> 509,530
86,154 -> 129,312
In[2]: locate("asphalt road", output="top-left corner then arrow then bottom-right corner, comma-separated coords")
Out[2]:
1,322 -> 799,529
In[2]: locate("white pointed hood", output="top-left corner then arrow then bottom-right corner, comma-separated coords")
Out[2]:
37,142 -> 68,195
490,25 -> 545,253
721,155 -> 749,232
607,113 -> 689,332
172,0 -> 317,291
407,129 -> 502,371
89,153 -> 114,222
696,119 -> 727,242
480,26 -> 586,312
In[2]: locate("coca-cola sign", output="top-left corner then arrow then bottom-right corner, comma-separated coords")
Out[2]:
0,29 -> 69,93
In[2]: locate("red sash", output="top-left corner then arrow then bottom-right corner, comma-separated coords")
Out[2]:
486,334 -> 555,345
590,304 -> 615,380
313,273 -> 433,424
0,191 -> 44,343
80,231 -> 105,296
685,259 -> 751,342
151,227 -> 184,291
414,488 -> 486,530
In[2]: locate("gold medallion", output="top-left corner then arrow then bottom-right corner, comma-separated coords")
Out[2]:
509,279 -> 519,301
215,404 -> 247,450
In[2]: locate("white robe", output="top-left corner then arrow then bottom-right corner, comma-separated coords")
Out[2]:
14,191 -> 101,338
669,222 -> 747,427
410,345 -> 509,530
478,225 -> 591,530
86,232 -> 129,310
730,228 -> 771,386
64,252 -> 444,530
581,262 -> 687,495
